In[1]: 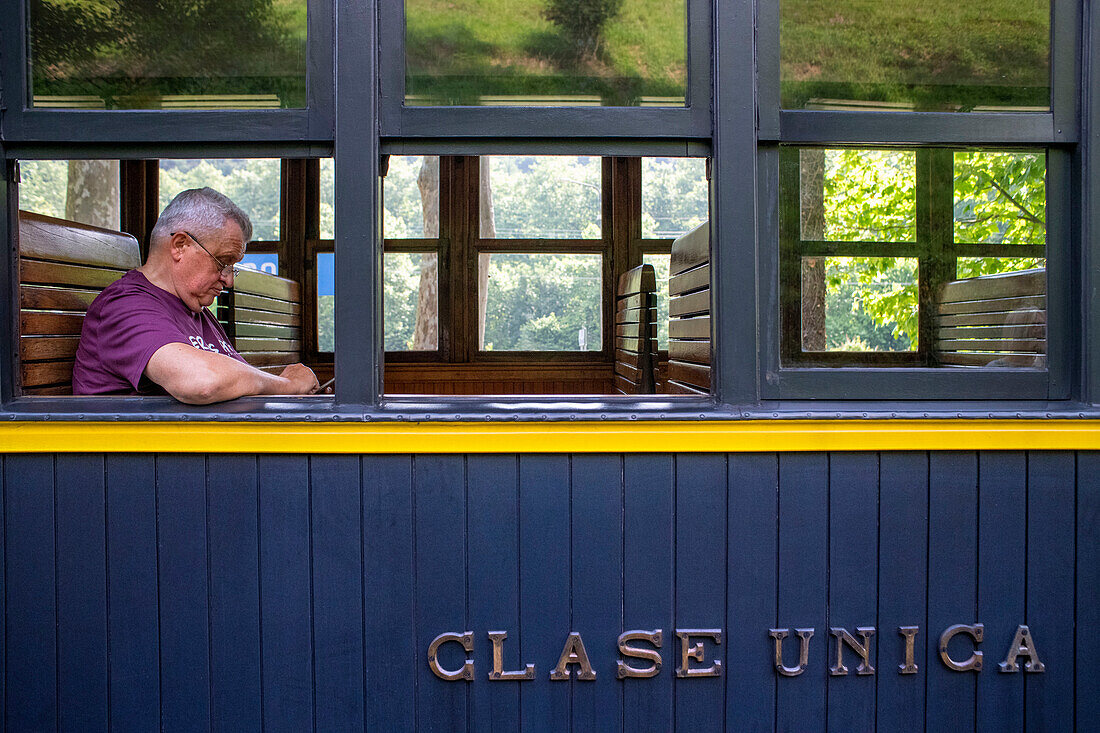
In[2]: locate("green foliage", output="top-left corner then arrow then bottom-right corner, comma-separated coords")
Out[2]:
16,160 -> 69,218
816,149 -> 1047,347
30,0 -> 306,107
780,0 -> 1050,110
953,151 -> 1045,244
544,0 -> 625,56
483,254 -> 602,351
487,156 -> 602,238
160,159 -> 282,240
821,149 -> 915,241
405,0 -> 686,105
641,158 -> 709,238
318,295 -> 334,352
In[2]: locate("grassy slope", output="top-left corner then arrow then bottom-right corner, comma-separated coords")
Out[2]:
781,0 -> 1050,108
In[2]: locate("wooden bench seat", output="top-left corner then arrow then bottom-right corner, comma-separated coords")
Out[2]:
614,264 -> 657,394
934,268 -> 1046,367
217,268 -> 303,373
666,222 -> 711,394
18,211 -> 142,395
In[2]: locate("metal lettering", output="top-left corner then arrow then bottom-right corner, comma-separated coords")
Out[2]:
617,629 -> 663,679
829,627 -> 875,676
770,628 -> 814,677
428,631 -> 475,681
939,623 -> 984,672
999,625 -> 1045,673
675,629 -> 722,678
898,626 -> 919,674
550,632 -> 596,681
487,631 -> 535,681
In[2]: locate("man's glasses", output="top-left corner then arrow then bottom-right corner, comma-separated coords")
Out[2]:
174,230 -> 239,279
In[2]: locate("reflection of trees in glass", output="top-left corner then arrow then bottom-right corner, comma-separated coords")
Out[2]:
780,0 -> 1050,111
30,0 -> 306,108
405,0 -> 686,105
545,0 -> 624,57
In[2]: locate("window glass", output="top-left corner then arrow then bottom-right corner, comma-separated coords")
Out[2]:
320,158 -> 335,239
385,156 -> 440,238
483,156 -> 602,238
801,149 -> 916,242
405,0 -> 687,106
239,253 -> 279,275
384,252 -> 439,351
642,158 -> 708,239
317,252 -> 335,352
18,159 -> 121,230
160,159 -> 281,240
642,253 -> 670,350
28,0 -> 307,109
954,151 -> 1046,245
783,146 -> 1047,368
806,257 -> 918,352
480,253 -> 602,350
780,1 -> 1050,112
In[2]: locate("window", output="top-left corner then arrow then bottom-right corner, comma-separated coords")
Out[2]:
780,147 -> 1047,367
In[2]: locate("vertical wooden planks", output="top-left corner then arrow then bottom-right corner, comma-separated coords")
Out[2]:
106,454 -> 160,730
623,454 -> 675,732
207,455 -> 262,730
258,455 -> 313,733
570,455 -> 623,731
518,455 -> 571,729
976,452 -> 1025,730
674,454 -> 727,728
311,456 -> 365,732
724,453 -> 778,732
926,452 -> 978,732
1025,452 -> 1074,731
826,453 -> 878,731
467,455 -> 522,730
156,455 -> 211,732
363,456 -> 416,732
876,452 -> 927,733
55,454 -> 109,732
776,452 -> 829,733
4,455 -> 57,732
1078,452 -> 1100,728
414,455 -> 468,729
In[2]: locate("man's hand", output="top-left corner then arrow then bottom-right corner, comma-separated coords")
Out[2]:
279,363 -> 320,395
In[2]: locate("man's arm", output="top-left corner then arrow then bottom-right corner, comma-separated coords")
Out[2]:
145,343 -> 319,405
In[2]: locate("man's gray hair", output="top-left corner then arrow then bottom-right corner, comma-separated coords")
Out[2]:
150,187 -> 253,245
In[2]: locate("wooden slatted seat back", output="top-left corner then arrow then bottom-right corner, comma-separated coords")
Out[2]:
667,222 -> 711,394
614,264 -> 657,394
18,211 -> 142,395
934,268 -> 1046,367
218,268 -> 302,373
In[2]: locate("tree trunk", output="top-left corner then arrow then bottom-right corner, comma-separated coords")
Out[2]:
477,159 -> 495,350
412,157 -> 439,350
799,149 -> 826,351
65,160 -> 120,230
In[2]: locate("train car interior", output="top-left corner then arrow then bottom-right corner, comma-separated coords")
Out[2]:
13,149 -> 1048,399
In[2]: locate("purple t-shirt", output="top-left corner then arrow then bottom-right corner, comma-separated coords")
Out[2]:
73,270 -> 247,395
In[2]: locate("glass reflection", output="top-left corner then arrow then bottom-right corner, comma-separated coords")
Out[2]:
29,0 -> 307,109
780,0 -> 1050,112
405,0 -> 687,106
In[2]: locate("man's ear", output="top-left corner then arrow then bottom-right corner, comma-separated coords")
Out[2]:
169,232 -> 189,263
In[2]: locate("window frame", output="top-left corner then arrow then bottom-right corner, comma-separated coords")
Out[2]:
0,0 -> 1095,417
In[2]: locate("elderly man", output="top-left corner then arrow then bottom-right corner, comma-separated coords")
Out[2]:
73,187 -> 319,403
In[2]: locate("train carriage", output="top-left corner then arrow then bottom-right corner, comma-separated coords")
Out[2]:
1,0 -> 1099,731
